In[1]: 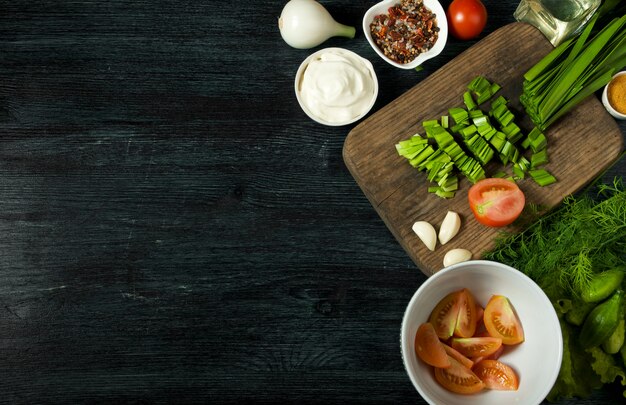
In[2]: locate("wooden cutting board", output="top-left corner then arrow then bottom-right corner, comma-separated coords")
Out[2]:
343,23 -> 624,276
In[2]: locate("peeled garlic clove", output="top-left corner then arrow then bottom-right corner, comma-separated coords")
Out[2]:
412,221 -> 437,251
438,211 -> 461,245
443,248 -> 473,267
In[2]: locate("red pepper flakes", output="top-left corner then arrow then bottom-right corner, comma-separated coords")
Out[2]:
370,0 -> 439,64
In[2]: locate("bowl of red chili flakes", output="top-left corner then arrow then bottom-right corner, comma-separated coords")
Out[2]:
363,0 -> 447,70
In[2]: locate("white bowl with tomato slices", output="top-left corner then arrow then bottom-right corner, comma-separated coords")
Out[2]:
400,260 -> 562,405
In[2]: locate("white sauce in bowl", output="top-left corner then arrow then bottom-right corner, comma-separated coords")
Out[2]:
295,48 -> 378,126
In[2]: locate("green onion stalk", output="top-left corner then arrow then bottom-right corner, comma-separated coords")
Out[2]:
520,3 -> 626,131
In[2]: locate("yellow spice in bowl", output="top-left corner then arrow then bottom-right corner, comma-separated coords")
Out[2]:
608,75 -> 626,115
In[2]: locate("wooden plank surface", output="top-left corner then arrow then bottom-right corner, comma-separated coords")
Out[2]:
2,1 -> 626,403
343,23 -> 624,276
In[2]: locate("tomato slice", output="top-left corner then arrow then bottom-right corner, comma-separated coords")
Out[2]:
455,288 -> 478,338
484,295 -> 525,345
429,290 -> 463,340
450,337 -> 502,358
475,304 -> 484,325
468,178 -> 525,227
473,359 -> 519,390
486,344 -> 505,361
442,342 -> 474,369
434,356 -> 485,394
471,343 -> 505,365
414,322 -> 451,368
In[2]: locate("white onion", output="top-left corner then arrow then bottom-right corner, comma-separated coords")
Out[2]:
278,0 -> 356,49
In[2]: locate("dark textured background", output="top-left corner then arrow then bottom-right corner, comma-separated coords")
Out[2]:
0,1 -> 624,403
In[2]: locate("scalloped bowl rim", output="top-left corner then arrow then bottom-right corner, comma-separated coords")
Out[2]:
363,0 -> 448,70
400,260 -> 563,405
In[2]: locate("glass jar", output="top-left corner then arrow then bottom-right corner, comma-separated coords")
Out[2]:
514,0 -> 601,46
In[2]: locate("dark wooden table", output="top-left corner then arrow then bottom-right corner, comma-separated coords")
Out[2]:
1,1 -> 624,403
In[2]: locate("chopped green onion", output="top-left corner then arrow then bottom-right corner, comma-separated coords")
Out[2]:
500,141 -> 520,165
489,131 -> 507,153
459,124 -> 477,138
516,156 -> 531,172
469,109 -> 484,119
477,123 -> 497,140
449,107 -> 469,125
490,103 -> 508,120
397,72 -> 566,199
491,95 -> 508,109
428,186 -> 456,199
468,76 -> 501,104
409,146 -> 436,168
531,148 -> 549,168
463,91 -> 477,110
472,115 -> 489,127
501,122 -> 522,143
530,169 -> 557,186
525,127 -> 547,152
423,119 -> 440,129
450,123 -> 465,134
441,115 -> 449,128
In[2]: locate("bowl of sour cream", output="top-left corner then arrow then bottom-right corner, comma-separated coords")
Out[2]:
294,47 -> 378,126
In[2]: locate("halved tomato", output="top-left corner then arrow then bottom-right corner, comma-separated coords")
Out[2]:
473,359 -> 519,390
484,295 -> 525,345
415,323 -> 451,368
429,290 -> 463,340
450,337 -> 502,358
434,356 -> 485,394
442,342 -> 474,369
468,178 -> 525,227
455,288 -> 478,338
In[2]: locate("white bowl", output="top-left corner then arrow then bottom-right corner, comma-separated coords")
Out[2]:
602,71 -> 626,120
294,47 -> 378,126
363,0 -> 448,70
400,260 -> 562,405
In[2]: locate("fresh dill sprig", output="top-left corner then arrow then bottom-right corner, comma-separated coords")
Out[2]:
484,177 -> 626,299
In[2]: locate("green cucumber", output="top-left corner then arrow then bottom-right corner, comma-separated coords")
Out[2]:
602,319 -> 625,354
580,290 -> 624,349
581,268 -> 625,303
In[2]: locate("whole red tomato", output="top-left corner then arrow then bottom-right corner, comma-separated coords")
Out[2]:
446,0 -> 488,40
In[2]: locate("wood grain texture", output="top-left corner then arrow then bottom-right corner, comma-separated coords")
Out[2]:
0,0 -> 624,404
344,23 -> 624,276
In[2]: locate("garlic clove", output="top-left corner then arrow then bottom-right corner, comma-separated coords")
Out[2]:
443,248 -> 473,267
438,211 -> 461,245
412,221 -> 437,251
